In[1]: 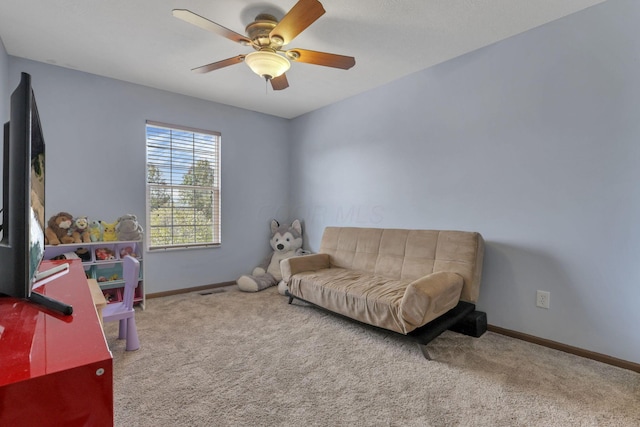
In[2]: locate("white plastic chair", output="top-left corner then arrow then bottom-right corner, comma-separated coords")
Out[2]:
103,255 -> 140,351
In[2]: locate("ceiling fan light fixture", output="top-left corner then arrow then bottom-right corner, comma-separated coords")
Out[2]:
245,51 -> 290,80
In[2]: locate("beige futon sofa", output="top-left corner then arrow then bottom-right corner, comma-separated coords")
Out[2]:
282,227 -> 486,358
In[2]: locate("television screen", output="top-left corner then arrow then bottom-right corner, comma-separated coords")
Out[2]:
28,93 -> 46,287
1,73 -> 72,315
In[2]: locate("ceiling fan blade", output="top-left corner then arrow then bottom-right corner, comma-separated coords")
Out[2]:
270,74 -> 289,91
173,9 -> 251,45
270,0 -> 325,45
287,49 -> 355,70
191,55 -> 245,74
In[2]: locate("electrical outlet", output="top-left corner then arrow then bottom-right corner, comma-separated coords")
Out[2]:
536,290 -> 550,309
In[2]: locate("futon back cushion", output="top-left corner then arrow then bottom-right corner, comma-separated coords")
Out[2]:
318,227 -> 484,303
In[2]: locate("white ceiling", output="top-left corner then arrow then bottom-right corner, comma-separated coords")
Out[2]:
0,0 -> 606,119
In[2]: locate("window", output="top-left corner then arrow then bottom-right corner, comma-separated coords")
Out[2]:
145,121 -> 220,250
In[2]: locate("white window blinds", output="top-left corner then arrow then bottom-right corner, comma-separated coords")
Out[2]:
145,121 -> 221,250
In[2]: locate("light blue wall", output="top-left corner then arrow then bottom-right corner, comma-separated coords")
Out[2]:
289,0 -> 640,364
7,58 -> 291,293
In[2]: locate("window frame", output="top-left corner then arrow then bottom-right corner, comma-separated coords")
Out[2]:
145,120 -> 221,251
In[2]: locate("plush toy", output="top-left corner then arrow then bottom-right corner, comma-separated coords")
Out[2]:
237,219 -> 307,293
75,247 -> 92,262
119,246 -> 138,258
95,247 -> 116,261
100,221 -> 118,242
71,216 -> 92,243
116,214 -> 144,241
45,212 -> 76,245
89,220 -> 103,242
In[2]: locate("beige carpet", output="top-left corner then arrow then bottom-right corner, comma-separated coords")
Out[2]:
105,286 -> 640,426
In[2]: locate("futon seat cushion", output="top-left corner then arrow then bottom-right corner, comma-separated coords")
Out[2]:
289,267 -> 463,334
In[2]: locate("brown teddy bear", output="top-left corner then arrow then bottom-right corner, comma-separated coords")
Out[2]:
45,212 -> 77,245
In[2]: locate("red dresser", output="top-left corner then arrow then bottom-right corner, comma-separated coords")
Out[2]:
0,260 -> 113,426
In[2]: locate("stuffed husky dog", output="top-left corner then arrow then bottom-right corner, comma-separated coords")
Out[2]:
237,219 -> 306,293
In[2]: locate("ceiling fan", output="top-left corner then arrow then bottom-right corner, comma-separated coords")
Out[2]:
172,0 -> 356,91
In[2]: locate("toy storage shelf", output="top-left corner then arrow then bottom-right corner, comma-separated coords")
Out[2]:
44,240 -> 144,307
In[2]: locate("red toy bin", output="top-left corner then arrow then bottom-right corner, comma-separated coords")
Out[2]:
102,287 -> 122,304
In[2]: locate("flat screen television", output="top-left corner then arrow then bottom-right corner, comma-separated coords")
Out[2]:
0,72 -> 72,315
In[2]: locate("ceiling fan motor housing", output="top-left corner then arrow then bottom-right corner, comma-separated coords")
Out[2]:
246,14 -> 283,48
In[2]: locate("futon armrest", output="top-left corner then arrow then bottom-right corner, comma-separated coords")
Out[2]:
399,272 -> 464,333
281,253 -> 331,282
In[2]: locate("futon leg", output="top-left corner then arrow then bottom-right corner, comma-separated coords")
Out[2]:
286,290 -> 294,304
417,344 -> 432,360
